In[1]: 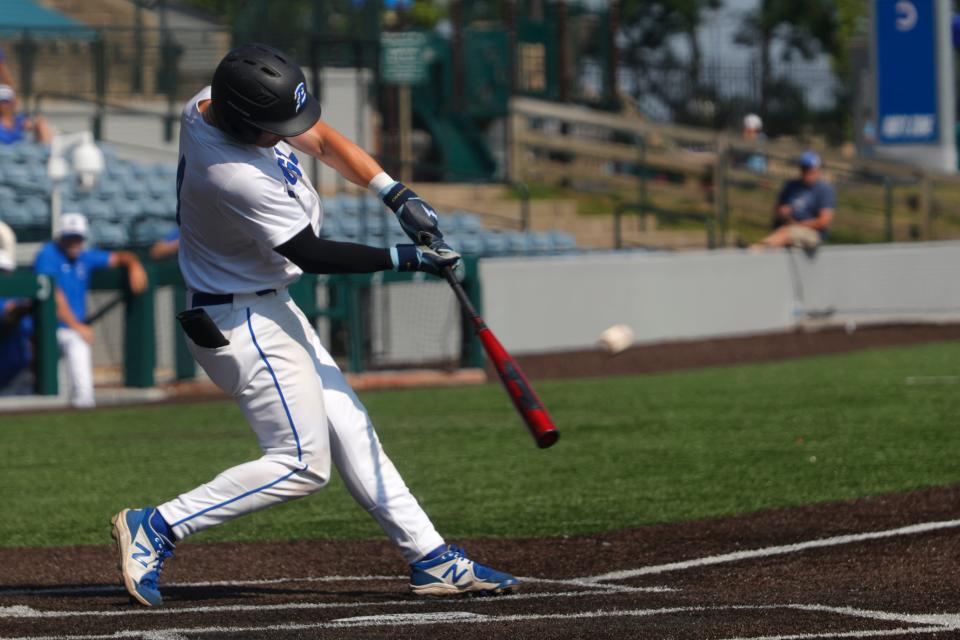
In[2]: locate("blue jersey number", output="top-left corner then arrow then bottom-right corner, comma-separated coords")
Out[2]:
275,150 -> 302,197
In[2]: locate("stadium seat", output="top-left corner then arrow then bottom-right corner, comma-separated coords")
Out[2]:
453,234 -> 484,255
90,221 -> 129,247
131,218 -> 178,244
504,231 -> 530,253
338,216 -> 360,240
448,211 -> 484,234
112,200 -> 143,220
481,230 -> 509,255
141,199 -> 172,218
319,216 -> 339,238
549,230 -> 578,252
146,176 -> 173,199
83,200 -> 115,221
528,231 -> 554,253
22,196 -> 49,222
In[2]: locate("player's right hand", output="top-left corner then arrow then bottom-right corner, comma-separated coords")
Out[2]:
392,243 -> 462,278
77,323 -> 94,344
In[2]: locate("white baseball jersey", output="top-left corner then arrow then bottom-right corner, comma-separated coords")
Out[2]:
176,87 -> 324,294
156,88 -> 445,564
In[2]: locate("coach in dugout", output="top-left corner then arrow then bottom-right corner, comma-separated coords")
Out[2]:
34,213 -> 148,407
751,151 -> 835,253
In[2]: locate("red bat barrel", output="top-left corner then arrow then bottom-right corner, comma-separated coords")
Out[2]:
475,324 -> 559,448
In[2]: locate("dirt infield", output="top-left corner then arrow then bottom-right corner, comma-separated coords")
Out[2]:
509,323 -> 960,380
3,485 -> 960,639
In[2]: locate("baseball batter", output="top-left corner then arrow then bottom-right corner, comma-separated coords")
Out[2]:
111,44 -> 519,606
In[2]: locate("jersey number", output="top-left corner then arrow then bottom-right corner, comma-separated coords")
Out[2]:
275,149 -> 302,197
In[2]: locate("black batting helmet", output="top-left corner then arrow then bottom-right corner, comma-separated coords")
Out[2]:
211,43 -> 321,143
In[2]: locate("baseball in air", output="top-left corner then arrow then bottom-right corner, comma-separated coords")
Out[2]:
598,324 -> 635,355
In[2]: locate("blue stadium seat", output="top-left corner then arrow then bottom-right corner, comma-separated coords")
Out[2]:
0,145 -> 15,162
129,162 -> 152,179
23,196 -> 49,222
112,200 -> 143,219
481,230 -> 509,255
90,221 -> 128,247
504,231 -> 530,253
452,234 -> 484,255
3,165 -> 32,185
448,211 -> 484,234
0,200 -> 33,226
141,199 -> 172,218
549,230 -> 578,252
14,142 -> 49,164
319,216 -> 339,238
83,200 -> 115,221
0,185 -> 16,200
146,176 -> 173,199
152,163 -> 178,177
338,216 -> 360,240
93,178 -> 122,201
528,231 -> 555,253
130,218 -> 177,244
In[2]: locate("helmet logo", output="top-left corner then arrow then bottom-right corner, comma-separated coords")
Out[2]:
294,82 -> 307,113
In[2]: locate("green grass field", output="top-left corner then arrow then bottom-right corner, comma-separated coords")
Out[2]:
2,341 -> 959,549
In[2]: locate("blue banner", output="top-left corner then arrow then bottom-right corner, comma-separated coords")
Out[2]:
876,0 -> 939,144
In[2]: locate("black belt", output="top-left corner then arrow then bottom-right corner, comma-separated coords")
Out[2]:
192,289 -> 275,308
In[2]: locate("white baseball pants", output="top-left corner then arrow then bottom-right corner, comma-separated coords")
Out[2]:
57,327 -> 95,408
156,289 -> 445,563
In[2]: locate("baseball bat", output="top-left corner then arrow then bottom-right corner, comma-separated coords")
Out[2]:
85,294 -> 124,325
442,267 -> 559,449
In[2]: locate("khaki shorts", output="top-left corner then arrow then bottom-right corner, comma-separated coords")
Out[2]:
786,225 -> 822,249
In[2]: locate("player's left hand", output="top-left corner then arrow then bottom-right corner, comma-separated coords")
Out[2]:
381,182 -> 445,247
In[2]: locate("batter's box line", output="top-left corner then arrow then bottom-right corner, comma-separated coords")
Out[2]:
0,586 -> 663,620
576,517 -> 960,583
1,604 -> 957,640
0,575 -> 671,600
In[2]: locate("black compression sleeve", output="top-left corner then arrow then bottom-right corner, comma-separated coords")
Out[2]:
274,225 -> 393,274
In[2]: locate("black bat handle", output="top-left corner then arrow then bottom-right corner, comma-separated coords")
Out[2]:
441,266 -> 480,320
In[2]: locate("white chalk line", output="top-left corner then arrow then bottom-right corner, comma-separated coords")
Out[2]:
2,603 -> 957,640
0,574 -> 664,599
0,585 -> 667,620
580,517 -> 960,583
0,575 -> 403,597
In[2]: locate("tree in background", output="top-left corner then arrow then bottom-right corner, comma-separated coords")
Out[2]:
734,0 -> 837,127
619,0 -> 721,125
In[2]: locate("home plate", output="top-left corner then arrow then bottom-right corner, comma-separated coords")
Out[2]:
334,612 -> 487,624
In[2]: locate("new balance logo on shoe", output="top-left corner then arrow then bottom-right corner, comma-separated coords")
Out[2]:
442,563 -> 469,585
132,542 -> 151,568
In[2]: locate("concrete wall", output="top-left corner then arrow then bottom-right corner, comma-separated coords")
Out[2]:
478,242 -> 960,354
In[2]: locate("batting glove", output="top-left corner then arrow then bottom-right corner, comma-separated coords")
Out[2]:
380,181 -> 445,247
391,242 -> 462,278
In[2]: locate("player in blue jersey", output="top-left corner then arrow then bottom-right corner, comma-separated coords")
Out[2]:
34,213 -> 147,407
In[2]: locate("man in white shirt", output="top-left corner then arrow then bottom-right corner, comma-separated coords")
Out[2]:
111,43 -> 519,607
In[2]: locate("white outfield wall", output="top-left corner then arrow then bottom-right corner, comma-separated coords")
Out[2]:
477,242 -> 960,354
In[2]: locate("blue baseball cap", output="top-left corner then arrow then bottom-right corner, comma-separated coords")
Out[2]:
799,151 -> 821,170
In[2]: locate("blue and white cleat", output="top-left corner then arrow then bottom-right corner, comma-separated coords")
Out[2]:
410,545 -> 521,597
110,508 -> 175,606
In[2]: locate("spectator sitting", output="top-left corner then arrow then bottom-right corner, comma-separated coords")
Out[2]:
0,84 -> 52,145
34,213 -> 148,407
0,221 -> 34,395
750,151 -> 835,253
148,228 -> 180,260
